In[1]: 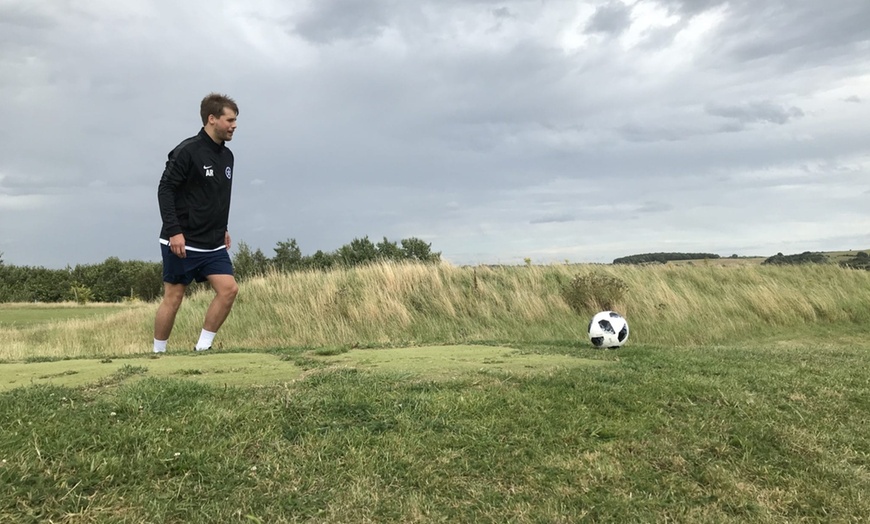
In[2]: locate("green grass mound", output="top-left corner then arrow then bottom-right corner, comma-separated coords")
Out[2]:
0,345 -> 605,392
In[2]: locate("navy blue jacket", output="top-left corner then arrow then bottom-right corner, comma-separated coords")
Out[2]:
158,128 -> 234,250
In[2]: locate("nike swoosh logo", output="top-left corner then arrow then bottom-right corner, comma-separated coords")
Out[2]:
203,165 -> 213,169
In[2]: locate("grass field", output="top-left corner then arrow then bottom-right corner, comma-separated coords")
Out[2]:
0,303 -> 129,328
1,261 -> 869,522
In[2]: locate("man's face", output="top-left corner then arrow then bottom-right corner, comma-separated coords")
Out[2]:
210,107 -> 238,142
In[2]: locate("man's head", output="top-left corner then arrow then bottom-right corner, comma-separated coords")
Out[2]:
201,93 -> 238,143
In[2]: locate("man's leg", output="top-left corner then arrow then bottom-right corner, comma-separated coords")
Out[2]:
154,282 -> 187,351
196,274 -> 239,349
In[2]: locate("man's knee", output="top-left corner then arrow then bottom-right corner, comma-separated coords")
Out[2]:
161,284 -> 186,309
211,276 -> 239,302
224,281 -> 239,302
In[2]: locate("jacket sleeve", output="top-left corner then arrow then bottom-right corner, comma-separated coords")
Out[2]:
157,147 -> 191,237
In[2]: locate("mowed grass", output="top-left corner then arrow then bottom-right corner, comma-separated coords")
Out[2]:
0,345 -> 605,392
1,342 -> 869,522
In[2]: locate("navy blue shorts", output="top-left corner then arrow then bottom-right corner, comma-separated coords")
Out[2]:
161,244 -> 234,285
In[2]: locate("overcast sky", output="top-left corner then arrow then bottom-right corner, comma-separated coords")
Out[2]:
2,0 -> 869,268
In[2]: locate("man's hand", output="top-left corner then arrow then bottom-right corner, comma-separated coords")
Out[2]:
225,231 -> 232,251
169,233 -> 186,258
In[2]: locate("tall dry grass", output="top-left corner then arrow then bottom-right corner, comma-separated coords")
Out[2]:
3,261 -> 870,360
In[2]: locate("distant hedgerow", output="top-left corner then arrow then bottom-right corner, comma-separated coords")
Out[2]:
762,251 -> 828,265
613,252 -> 720,265
839,252 -> 870,270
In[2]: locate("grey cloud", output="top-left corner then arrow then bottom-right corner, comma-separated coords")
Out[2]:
710,1 -> 870,72
618,123 -> 702,143
717,121 -> 746,133
492,7 -> 513,19
635,202 -> 674,214
585,1 -> 632,36
0,2 -> 57,35
636,24 -> 683,50
706,101 -> 804,125
845,95 -> 862,103
656,0 -> 732,17
291,0 -> 395,44
2,0 -> 870,268
530,214 -> 576,225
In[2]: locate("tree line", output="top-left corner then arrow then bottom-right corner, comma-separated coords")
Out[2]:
0,236 -> 440,303
612,252 -> 722,265
838,251 -> 870,270
761,250 -> 870,269
232,236 -> 440,279
613,250 -> 870,269
761,251 -> 829,265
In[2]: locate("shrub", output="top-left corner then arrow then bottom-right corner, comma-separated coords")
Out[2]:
561,272 -> 628,314
69,284 -> 94,304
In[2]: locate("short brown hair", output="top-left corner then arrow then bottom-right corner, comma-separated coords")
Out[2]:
200,93 -> 239,125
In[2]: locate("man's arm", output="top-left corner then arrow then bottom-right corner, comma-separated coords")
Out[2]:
158,148 -> 191,258
157,148 -> 191,239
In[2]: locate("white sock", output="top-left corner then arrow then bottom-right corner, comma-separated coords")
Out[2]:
153,339 -> 168,353
195,329 -> 216,350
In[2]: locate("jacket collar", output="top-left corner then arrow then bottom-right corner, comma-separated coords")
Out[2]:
198,128 -> 225,152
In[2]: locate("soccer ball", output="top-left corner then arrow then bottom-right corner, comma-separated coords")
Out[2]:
588,310 -> 629,349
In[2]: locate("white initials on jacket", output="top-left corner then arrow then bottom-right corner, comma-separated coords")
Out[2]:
204,165 -> 214,177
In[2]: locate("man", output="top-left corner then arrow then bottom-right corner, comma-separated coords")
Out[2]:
153,93 -> 240,353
